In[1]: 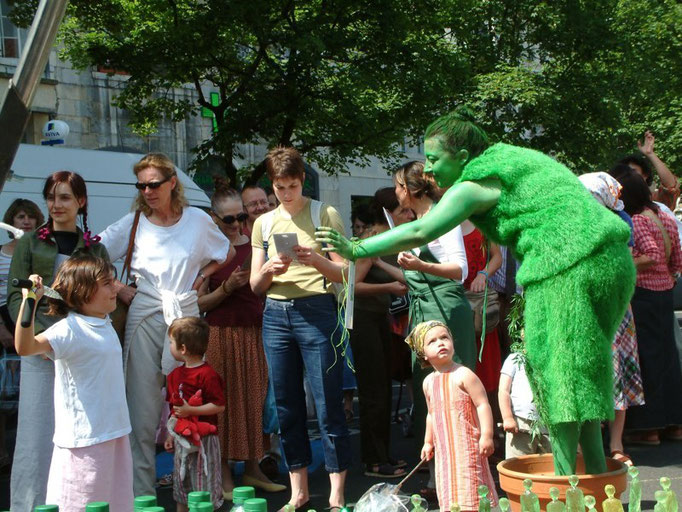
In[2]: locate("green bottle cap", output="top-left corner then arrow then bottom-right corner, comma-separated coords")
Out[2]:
233,486 -> 256,504
189,503 -> 213,512
34,507 -> 59,512
142,508 -> 165,512
188,491 -> 212,504
244,498 -> 268,512
85,503 -> 109,512
134,495 -> 157,509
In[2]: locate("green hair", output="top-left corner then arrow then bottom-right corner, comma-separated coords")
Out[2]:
424,106 -> 490,162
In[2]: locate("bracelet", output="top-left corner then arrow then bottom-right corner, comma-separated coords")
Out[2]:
477,270 -> 488,278
221,280 -> 231,295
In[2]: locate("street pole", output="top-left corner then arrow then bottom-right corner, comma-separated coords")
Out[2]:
0,0 -> 69,193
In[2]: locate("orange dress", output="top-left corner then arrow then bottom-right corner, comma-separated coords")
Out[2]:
425,368 -> 498,511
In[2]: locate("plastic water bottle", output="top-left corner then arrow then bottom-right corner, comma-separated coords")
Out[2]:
85,503 -> 109,512
134,495 -> 157,511
34,507 -> 59,512
230,486 -> 256,512
243,498 -> 268,512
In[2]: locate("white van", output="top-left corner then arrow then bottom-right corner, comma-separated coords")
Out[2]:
0,144 -> 210,245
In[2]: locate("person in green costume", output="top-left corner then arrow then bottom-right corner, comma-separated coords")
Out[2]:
317,107 -> 636,475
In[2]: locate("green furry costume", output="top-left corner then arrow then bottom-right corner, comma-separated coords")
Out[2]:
461,143 -> 636,426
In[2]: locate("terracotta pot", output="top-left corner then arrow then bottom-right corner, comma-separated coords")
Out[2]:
497,454 -> 628,512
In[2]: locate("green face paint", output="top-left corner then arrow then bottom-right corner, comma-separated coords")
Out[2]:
424,138 -> 465,188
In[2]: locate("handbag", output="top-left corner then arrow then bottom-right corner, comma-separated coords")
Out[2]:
388,294 -> 410,315
465,287 -> 500,334
110,211 -> 141,343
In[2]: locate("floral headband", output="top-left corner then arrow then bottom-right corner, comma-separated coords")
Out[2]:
578,172 -> 624,212
405,320 -> 449,361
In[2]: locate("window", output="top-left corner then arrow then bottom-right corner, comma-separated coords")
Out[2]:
1,0 -> 28,59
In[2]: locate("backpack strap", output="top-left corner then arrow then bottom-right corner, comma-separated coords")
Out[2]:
260,209 -> 277,260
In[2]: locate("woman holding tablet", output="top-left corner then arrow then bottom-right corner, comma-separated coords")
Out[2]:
250,146 -> 349,512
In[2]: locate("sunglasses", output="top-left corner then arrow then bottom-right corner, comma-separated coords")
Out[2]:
135,175 -> 172,190
217,212 -> 248,224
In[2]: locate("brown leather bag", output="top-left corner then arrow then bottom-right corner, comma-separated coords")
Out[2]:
110,211 -> 141,344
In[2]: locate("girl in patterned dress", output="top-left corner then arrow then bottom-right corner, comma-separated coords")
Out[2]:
407,320 -> 498,512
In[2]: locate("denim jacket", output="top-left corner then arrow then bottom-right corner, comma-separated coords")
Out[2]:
7,225 -> 110,334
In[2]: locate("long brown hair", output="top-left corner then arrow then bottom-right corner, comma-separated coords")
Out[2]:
133,153 -> 187,216
42,171 -> 94,243
394,161 -> 440,201
47,254 -> 115,317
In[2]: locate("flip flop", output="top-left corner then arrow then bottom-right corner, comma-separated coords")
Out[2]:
364,462 -> 407,478
610,450 -> 633,467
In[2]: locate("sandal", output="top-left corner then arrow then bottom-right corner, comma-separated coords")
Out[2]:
610,450 -> 633,467
389,457 -> 408,469
364,462 -> 407,478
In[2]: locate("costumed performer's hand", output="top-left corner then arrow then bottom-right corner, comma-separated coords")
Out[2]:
479,436 -> 494,457
315,227 -> 356,260
502,417 -> 519,434
638,130 -> 656,157
164,435 -> 174,452
420,442 -> 434,461
397,251 -> 424,271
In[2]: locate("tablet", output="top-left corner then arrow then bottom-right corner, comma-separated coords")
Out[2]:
272,232 -> 299,260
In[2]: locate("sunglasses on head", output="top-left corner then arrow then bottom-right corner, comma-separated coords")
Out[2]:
135,175 -> 172,190
217,212 -> 249,224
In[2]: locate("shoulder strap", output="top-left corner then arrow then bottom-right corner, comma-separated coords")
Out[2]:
121,211 -> 142,284
260,209 -> 277,258
310,199 -> 323,229
642,209 -> 671,261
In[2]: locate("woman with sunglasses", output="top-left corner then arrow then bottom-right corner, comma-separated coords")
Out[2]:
197,177 -> 286,499
99,153 -> 233,497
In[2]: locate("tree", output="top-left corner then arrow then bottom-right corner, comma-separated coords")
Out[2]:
13,0 -> 470,183
11,0 -> 682,180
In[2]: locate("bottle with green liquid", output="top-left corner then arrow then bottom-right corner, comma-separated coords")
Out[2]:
230,486 -> 256,512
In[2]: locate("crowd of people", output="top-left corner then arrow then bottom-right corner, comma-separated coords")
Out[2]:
0,121 -> 681,512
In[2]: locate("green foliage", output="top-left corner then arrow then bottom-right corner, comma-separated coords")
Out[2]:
9,0 -> 682,180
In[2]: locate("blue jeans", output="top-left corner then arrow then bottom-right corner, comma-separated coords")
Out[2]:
262,294 -> 351,472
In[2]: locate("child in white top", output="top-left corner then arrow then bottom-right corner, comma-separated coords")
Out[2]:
15,254 -> 133,512
498,352 -> 551,458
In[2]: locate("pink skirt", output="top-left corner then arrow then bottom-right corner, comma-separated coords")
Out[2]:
46,435 -> 134,512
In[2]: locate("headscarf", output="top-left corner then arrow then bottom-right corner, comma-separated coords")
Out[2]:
578,171 -> 624,211
405,320 -> 449,363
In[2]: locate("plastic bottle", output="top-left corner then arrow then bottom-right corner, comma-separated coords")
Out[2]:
190,504 -> 213,512
142,508 -> 165,512
134,495 -> 157,511
34,507 -> 59,512
230,486 -> 256,511
243,498 -> 268,512
85,503 -> 109,512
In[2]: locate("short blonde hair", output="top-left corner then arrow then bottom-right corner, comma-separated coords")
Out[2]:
133,153 -> 187,216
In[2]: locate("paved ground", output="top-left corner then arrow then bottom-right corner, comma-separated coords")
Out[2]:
1,383 -> 681,510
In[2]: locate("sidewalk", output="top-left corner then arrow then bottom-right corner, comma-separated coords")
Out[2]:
1,384 -> 680,510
